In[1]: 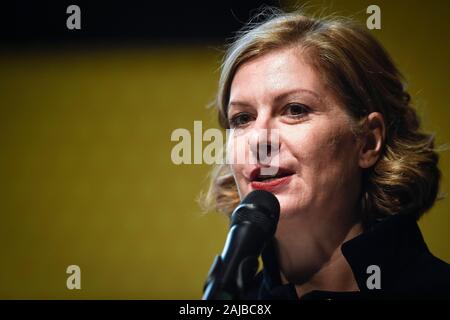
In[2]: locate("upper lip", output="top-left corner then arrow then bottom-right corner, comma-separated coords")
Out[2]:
249,166 -> 295,182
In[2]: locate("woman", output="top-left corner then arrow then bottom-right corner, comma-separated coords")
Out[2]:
202,9 -> 450,299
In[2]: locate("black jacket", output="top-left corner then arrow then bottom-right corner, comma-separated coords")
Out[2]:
246,213 -> 450,299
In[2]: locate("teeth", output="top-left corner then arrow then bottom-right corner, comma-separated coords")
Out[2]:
261,177 -> 279,182
252,169 -> 293,182
257,173 -> 288,181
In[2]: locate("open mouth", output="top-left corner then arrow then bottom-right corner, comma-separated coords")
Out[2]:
249,167 -> 294,192
250,167 -> 295,182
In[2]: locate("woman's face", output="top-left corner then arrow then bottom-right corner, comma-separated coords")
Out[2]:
227,47 -> 363,225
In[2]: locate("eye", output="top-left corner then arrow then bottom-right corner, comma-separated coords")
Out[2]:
229,112 -> 254,128
283,103 -> 310,118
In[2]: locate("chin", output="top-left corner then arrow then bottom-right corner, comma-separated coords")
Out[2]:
271,194 -> 300,217
278,203 -> 303,220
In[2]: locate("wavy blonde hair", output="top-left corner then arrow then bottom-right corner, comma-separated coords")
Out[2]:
201,9 -> 441,223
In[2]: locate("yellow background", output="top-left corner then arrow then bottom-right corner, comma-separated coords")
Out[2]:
0,0 -> 449,299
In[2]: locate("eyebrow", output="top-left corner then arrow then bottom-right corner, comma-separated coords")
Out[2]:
274,88 -> 322,103
228,88 -> 322,113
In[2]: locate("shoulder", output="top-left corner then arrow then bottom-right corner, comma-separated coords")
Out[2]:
394,251 -> 450,298
343,213 -> 450,298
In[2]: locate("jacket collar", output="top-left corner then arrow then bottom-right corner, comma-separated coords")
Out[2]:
341,213 -> 429,292
259,213 -> 429,299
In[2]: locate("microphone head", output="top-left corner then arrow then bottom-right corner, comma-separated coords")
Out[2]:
231,190 -> 280,237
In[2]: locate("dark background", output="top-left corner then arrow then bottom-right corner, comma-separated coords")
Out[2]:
1,1 -> 281,46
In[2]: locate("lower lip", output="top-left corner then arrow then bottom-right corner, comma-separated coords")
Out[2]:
250,175 -> 293,192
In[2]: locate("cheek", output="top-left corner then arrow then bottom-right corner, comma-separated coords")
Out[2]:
226,130 -> 250,164
230,163 -> 250,201
227,139 -> 248,198
283,124 -> 334,164
286,124 -> 359,187
226,134 -> 248,171
312,133 -> 359,193
226,129 -> 256,190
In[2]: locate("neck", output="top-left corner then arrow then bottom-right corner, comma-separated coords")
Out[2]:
275,216 -> 363,298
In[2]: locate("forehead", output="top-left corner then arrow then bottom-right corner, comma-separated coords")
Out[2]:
229,47 -> 325,103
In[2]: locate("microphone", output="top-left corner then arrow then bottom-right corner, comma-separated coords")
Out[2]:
202,190 -> 280,300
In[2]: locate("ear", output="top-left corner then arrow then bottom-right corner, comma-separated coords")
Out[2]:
359,112 -> 385,169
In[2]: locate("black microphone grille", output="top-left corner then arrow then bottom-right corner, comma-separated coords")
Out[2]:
231,190 -> 280,236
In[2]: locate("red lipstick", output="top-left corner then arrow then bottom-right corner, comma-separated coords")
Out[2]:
249,167 -> 294,192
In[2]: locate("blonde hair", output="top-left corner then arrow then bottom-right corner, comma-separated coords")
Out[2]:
201,9 -> 441,222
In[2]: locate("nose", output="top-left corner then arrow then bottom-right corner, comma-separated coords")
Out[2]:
248,117 -> 280,165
